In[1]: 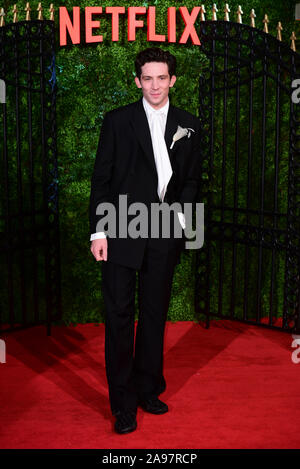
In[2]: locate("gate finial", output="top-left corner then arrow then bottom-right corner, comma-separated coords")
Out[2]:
25,2 -> 31,21
263,14 -> 269,34
0,7 -> 5,27
212,4 -> 218,21
290,31 -> 297,51
236,5 -> 243,24
200,5 -> 206,22
49,4 -> 55,21
224,4 -> 230,21
37,2 -> 43,21
250,9 -> 256,28
13,4 -> 18,23
276,22 -> 283,41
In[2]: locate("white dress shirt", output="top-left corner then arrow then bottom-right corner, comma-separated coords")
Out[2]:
90,97 -> 185,242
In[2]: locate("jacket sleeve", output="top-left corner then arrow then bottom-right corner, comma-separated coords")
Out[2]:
89,112 -> 115,236
178,117 -> 202,207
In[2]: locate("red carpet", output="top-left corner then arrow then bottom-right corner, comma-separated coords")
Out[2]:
0,320 -> 299,449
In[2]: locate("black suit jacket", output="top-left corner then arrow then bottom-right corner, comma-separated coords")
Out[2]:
89,97 -> 201,270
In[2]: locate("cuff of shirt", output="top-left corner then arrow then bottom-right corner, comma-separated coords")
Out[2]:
178,212 -> 186,229
90,232 -> 106,241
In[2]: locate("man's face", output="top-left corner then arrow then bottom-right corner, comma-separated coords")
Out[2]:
135,61 -> 176,109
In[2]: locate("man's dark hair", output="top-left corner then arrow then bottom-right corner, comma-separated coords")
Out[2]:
135,47 -> 176,80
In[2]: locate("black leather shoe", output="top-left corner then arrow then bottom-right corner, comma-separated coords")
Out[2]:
114,411 -> 137,434
138,396 -> 168,414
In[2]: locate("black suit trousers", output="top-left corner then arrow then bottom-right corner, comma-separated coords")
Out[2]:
101,236 -> 180,416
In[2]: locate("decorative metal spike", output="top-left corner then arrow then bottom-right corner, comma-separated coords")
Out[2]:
49,3 -> 55,21
276,22 -> 283,41
224,4 -> 230,21
199,5 -> 206,22
212,4 -> 218,21
13,4 -> 18,23
250,9 -> 256,28
25,2 -> 31,21
0,7 -> 5,27
37,2 -> 43,20
290,31 -> 297,51
263,14 -> 269,34
236,5 -> 243,24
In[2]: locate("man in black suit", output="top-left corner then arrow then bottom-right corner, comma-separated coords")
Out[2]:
89,47 -> 201,434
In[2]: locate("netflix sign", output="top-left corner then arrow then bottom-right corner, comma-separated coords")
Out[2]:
59,6 -> 201,46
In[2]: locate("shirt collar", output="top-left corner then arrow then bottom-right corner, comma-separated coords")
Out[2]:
142,97 -> 169,118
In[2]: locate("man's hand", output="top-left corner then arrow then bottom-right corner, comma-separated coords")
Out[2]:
90,238 -> 108,261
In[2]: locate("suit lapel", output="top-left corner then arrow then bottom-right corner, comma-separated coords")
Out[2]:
130,98 -> 157,177
164,103 -> 179,156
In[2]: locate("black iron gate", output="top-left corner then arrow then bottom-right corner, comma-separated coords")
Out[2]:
0,13 -> 61,334
195,19 -> 300,334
